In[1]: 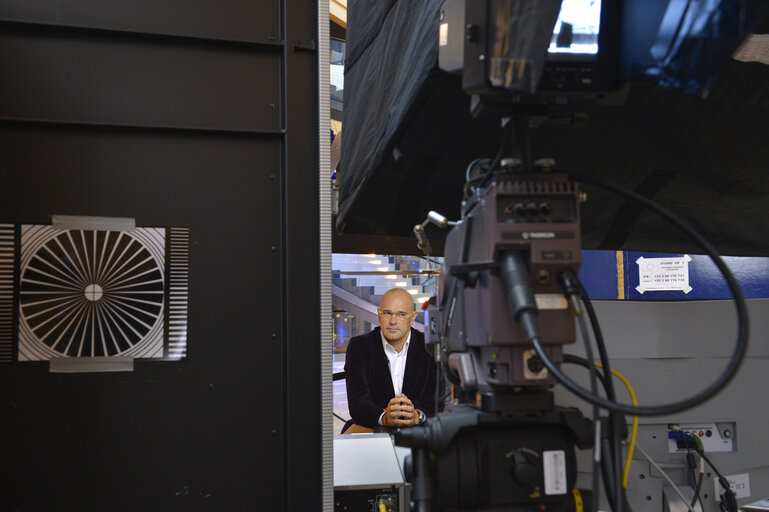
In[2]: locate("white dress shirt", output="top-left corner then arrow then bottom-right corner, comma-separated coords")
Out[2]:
381,330 -> 411,395
378,330 -> 411,425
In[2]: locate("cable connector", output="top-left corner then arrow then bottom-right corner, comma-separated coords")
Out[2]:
499,251 -> 540,343
721,489 -> 738,512
668,430 -> 703,450
558,270 -> 583,314
558,269 -> 581,296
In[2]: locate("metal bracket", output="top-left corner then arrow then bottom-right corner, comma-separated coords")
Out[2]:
449,259 -> 498,287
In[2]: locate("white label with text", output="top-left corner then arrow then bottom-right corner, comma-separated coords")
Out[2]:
543,450 -> 567,495
636,255 -> 692,294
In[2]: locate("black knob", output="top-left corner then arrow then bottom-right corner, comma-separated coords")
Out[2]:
511,452 -> 538,486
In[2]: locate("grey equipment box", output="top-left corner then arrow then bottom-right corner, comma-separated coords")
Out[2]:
333,433 -> 407,512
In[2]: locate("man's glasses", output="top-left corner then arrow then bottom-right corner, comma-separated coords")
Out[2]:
378,309 -> 416,320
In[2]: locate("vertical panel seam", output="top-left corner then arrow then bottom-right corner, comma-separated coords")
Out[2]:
280,1 -> 290,511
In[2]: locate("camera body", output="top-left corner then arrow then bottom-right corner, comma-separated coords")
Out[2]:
439,172 -> 582,390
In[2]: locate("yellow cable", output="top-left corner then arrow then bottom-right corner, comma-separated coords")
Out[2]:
378,503 -> 387,512
594,362 -> 638,489
572,487 -> 584,512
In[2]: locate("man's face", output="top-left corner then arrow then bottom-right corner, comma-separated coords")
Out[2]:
378,291 -> 416,345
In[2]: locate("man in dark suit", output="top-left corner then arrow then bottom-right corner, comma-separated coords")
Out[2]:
343,288 -> 440,431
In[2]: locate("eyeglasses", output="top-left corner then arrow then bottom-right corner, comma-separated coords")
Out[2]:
378,309 -> 416,320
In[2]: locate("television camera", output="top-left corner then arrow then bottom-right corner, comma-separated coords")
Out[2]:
392,1 -> 749,511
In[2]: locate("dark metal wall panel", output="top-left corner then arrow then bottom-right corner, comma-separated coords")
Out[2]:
0,26 -> 281,132
0,0 -> 322,508
0,124 -> 283,228
0,0 -> 280,43
284,8 -> 323,508
0,125 -> 286,510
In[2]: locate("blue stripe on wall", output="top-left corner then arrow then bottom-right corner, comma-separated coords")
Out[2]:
577,250 -> 769,300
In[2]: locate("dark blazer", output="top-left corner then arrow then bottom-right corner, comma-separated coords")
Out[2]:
343,327 -> 439,430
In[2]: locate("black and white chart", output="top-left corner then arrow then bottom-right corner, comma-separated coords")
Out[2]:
1,223 -> 188,362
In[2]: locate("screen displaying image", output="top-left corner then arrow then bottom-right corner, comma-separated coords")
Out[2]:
549,0 -> 601,55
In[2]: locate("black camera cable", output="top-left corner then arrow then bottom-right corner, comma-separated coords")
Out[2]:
470,123 -> 514,195
686,449 -> 705,509
561,272 -> 625,512
563,354 -> 610,394
526,171 -> 748,416
501,253 -> 626,511
577,306 -> 601,512
562,277 -> 601,512
578,277 -> 625,511
694,447 -> 738,512
562,355 -> 629,512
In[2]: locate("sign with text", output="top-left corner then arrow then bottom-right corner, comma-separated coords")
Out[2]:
636,255 -> 692,294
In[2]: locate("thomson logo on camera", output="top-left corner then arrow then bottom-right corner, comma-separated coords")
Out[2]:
523,232 -> 554,240
502,231 -> 575,240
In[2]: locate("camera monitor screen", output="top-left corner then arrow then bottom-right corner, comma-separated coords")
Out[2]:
549,0 -> 602,58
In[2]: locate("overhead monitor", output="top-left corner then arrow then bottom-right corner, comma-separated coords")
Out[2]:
548,0 -> 602,58
541,0 -> 621,92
